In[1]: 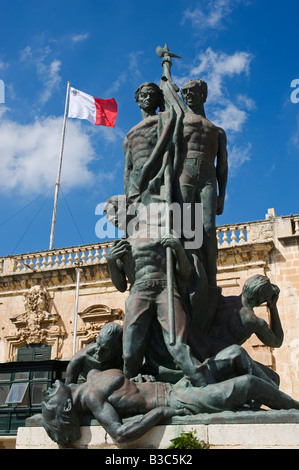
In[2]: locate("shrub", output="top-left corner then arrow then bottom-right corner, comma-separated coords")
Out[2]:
168,429 -> 210,449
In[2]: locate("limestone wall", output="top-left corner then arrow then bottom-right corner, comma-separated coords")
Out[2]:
217,209 -> 299,399
0,244 -> 127,361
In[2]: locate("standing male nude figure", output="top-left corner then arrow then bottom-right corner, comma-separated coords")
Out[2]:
175,79 -> 228,288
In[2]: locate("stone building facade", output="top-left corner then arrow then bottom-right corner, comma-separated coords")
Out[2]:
216,209 -> 299,399
0,208 -> 298,443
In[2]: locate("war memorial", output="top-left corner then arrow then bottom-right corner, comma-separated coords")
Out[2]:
0,45 -> 298,449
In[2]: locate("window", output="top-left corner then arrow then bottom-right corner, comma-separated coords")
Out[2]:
17,344 -> 51,362
0,385 -> 10,406
0,370 -> 50,409
0,346 -> 52,409
31,383 -> 47,405
5,383 -> 28,405
15,371 -> 29,380
0,357 -> 68,435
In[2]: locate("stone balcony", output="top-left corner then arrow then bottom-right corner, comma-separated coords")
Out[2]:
0,241 -> 114,275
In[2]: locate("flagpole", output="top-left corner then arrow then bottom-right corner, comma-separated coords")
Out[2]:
49,81 -> 71,250
73,263 -> 82,355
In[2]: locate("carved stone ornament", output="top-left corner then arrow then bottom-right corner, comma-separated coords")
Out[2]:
75,304 -> 124,350
5,285 -> 65,361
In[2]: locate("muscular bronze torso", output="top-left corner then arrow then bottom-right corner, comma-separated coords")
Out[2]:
181,113 -> 219,164
124,115 -> 159,200
86,369 -> 157,417
129,237 -> 168,283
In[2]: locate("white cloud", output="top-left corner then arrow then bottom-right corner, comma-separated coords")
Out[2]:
212,103 -> 248,132
228,143 -> 251,174
175,47 -> 254,138
182,0 -> 246,30
180,0 -> 254,161
0,59 -> 8,71
190,47 -> 253,102
174,47 -> 254,170
37,59 -> 62,104
290,116 -> 299,148
105,51 -> 144,95
19,46 -> 33,62
237,94 -> 256,111
0,116 -> 96,195
0,106 -> 9,119
71,33 -> 90,43
97,126 -> 125,144
19,43 -> 62,104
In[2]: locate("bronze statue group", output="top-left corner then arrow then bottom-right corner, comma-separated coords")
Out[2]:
42,46 -> 299,447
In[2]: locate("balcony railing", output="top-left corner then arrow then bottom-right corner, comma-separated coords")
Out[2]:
0,242 -> 113,275
0,214 -> 298,275
216,224 -> 247,247
0,222 -> 248,275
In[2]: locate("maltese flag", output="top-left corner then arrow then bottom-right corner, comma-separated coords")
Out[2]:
68,87 -> 117,127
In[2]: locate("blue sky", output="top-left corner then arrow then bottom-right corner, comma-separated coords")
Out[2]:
0,0 -> 298,256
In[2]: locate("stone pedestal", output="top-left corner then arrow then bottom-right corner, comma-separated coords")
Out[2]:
16,410 -> 299,449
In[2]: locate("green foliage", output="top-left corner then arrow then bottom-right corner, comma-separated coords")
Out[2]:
168,429 -> 210,449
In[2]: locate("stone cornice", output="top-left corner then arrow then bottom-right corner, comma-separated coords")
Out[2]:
217,240 -> 275,271
0,263 -> 111,294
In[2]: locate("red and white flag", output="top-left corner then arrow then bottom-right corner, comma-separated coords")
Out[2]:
68,87 -> 117,127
